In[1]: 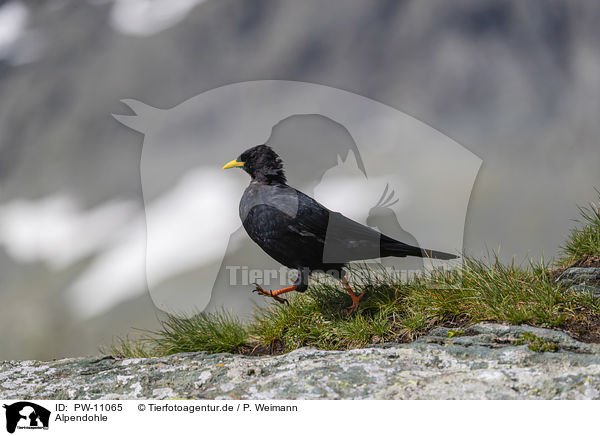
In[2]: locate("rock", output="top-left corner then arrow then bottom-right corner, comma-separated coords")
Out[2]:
2,323 -> 600,399
567,284 -> 600,298
556,267 -> 600,285
556,267 -> 600,297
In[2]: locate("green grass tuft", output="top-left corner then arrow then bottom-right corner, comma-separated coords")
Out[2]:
105,334 -> 153,358
109,311 -> 248,357
559,188 -> 600,266
109,256 -> 600,358
109,191 -> 600,358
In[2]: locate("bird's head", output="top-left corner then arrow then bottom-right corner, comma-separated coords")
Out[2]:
222,144 -> 287,184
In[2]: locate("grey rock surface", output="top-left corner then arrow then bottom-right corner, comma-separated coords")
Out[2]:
557,267 -> 600,285
557,267 -> 600,298
2,323 -> 600,400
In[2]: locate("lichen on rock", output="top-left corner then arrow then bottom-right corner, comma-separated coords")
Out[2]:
2,323 -> 600,400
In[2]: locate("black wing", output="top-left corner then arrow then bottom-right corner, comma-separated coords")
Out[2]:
293,188 -> 456,261
242,184 -> 455,269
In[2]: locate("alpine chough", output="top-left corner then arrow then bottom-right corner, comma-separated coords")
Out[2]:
222,144 -> 457,313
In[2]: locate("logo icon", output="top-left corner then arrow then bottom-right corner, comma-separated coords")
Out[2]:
3,402 -> 50,434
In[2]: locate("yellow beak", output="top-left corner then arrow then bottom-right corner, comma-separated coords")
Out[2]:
222,159 -> 244,170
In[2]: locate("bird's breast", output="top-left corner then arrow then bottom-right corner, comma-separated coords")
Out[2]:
239,183 -> 300,223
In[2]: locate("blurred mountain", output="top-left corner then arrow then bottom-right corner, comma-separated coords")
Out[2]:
0,0 -> 599,359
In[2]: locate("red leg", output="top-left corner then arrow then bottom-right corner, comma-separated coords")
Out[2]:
341,277 -> 366,314
253,284 -> 296,304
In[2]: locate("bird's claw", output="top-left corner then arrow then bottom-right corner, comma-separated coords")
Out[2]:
252,284 -> 289,305
346,289 -> 366,315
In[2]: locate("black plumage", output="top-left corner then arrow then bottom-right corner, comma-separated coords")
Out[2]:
223,144 -> 456,312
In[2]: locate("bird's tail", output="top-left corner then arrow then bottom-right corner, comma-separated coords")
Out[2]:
381,240 -> 457,260
418,248 -> 458,260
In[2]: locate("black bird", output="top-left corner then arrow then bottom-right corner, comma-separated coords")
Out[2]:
222,145 -> 457,313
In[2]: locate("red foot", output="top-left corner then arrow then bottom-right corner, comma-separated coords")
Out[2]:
342,277 -> 366,315
252,284 -> 292,305
346,289 -> 366,315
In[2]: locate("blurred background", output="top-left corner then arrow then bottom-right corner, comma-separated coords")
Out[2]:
0,0 -> 599,360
